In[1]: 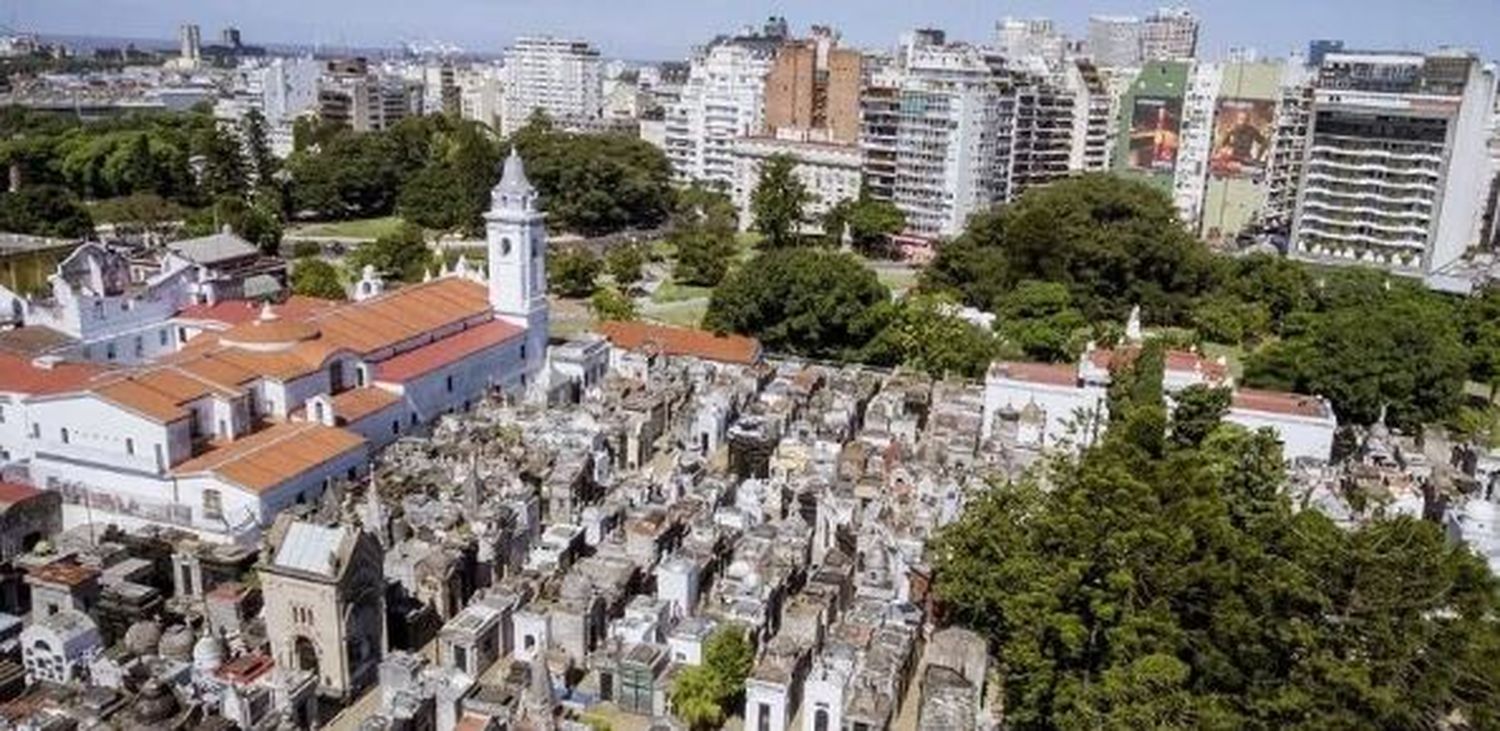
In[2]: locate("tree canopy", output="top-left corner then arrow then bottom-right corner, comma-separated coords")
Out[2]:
670,184 -> 739,288
0,185 -> 93,238
345,222 -> 436,284
550,248 -> 603,298
669,626 -> 755,731
703,247 -> 889,360
923,174 -> 1218,324
750,154 -> 811,249
290,258 -> 346,300
934,352 -> 1500,730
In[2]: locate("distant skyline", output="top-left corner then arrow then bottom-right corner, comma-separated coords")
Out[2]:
9,0 -> 1500,62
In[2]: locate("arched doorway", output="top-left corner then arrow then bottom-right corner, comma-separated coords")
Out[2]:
293,636 -> 319,676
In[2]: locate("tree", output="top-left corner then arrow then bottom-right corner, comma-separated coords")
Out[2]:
1170,384 -> 1231,448
287,131 -> 408,219
669,626 -> 754,731
671,185 -> 739,287
397,120 -> 502,234
933,370 -> 1500,730
605,243 -> 645,291
242,108 -> 277,186
825,193 -> 906,255
0,185 -> 94,238
290,258 -> 346,300
1244,290 -> 1466,429
550,248 -> 602,298
994,280 -> 1088,363
590,286 -> 638,322
510,118 -> 673,236
860,294 -> 999,379
704,248 -> 889,359
923,174 -> 1217,324
346,222 -> 436,283
750,154 -> 811,249
196,122 -> 248,199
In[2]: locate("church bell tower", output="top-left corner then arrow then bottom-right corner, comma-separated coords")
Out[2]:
485,149 -> 549,378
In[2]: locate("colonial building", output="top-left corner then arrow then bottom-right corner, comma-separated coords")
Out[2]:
0,151 -> 551,544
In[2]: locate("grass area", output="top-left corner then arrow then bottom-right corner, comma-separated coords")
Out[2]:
651,279 -> 713,304
647,300 -> 709,329
292,216 -> 406,240
874,266 -> 919,294
1201,342 -> 1248,381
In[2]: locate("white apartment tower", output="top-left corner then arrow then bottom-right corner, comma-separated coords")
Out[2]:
1291,50 -> 1498,281
662,42 -> 775,186
1142,7 -> 1200,62
1087,16 -> 1142,69
486,149 -> 550,377
501,36 -> 604,136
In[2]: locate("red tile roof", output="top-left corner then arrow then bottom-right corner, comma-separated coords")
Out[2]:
176,296 -> 339,328
1088,346 -> 1229,381
0,481 -> 41,507
0,353 -> 111,396
989,361 -> 1080,387
374,319 -> 524,383
599,321 -> 762,365
328,387 -> 403,423
1232,388 -> 1332,419
216,652 -> 275,684
27,561 -> 99,587
172,421 -> 367,494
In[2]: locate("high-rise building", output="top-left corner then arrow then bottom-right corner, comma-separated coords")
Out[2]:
763,26 -> 862,144
178,23 -> 201,66
1087,16 -> 1142,68
1063,60 -> 1114,173
995,18 -> 1068,66
1110,61 -> 1192,194
1291,50 -> 1497,281
1195,61 -> 1292,245
501,36 -> 603,136
1141,7 -> 1200,62
881,41 -> 1003,237
1262,64 -> 1316,231
1172,61 -> 1222,225
1307,40 -> 1345,69
221,27 -> 242,49
660,37 -> 776,185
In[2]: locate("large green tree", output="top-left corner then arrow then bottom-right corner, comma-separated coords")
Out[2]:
934,356 -> 1500,730
290,258 -> 346,300
823,193 -> 906,254
923,174 -> 1217,324
510,120 -> 673,236
704,247 -> 889,359
860,294 -> 999,379
550,248 -> 603,298
0,185 -> 94,238
750,154 -> 811,249
669,626 -> 755,731
671,185 -> 739,287
994,280 -> 1088,363
346,222 -> 436,283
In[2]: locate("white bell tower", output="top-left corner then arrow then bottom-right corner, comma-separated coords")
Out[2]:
485,149 -> 550,377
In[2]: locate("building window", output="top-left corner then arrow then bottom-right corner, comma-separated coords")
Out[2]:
159,330 -> 168,347
203,489 -> 223,521
59,428 -> 69,444
134,336 -> 143,358
125,438 -> 134,456
178,327 -> 187,343
0,405 -> 5,424
520,344 -> 527,360
445,375 -> 454,393
392,420 -> 400,436
106,343 -> 116,360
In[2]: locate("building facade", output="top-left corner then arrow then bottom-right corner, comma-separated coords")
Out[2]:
0,154 -> 551,545
501,36 -> 604,136
1290,50 -> 1498,280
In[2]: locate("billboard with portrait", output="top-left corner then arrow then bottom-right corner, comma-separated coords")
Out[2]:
1210,98 -> 1275,178
1127,97 -> 1182,173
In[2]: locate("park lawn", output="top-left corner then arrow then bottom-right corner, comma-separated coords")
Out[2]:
648,300 -> 709,329
874,266 -> 919,294
294,216 -> 406,240
651,279 -> 714,304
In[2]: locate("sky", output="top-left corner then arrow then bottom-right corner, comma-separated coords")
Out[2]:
9,0 -> 1500,62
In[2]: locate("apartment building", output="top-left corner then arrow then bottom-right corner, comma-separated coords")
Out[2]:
1290,50 -> 1497,279
763,26 -> 862,144
1141,7 -> 1200,62
661,40 -> 776,186
501,36 -> 603,136
1087,16 -> 1142,69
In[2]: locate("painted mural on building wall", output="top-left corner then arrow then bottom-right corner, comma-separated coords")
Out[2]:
1127,97 -> 1183,173
1210,98 -> 1275,178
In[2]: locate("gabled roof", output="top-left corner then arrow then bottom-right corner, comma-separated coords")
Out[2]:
1232,388 -> 1334,419
598,321 -> 762,365
166,232 -> 259,265
328,386 -> 403,423
0,353 -> 110,396
0,326 -> 76,357
374,319 -> 524,383
172,421 -> 366,494
989,361 -> 1079,387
